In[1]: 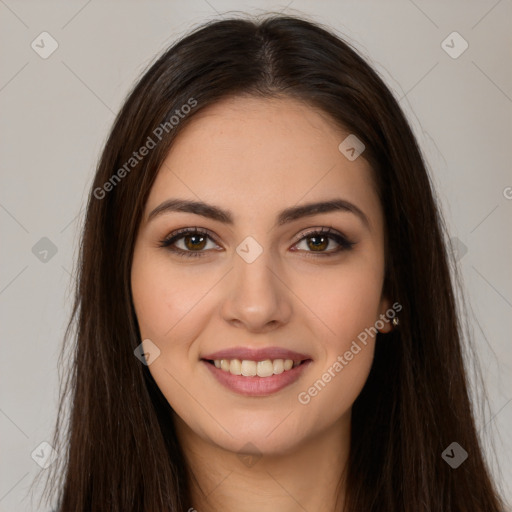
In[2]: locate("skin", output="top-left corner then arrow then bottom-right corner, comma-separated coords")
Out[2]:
131,95 -> 392,512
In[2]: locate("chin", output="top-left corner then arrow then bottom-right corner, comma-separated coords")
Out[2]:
201,411 -> 312,456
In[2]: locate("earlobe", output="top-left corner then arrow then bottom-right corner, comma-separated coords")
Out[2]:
377,317 -> 393,334
377,296 -> 395,334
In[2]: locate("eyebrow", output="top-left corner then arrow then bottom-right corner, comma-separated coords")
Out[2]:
147,198 -> 370,230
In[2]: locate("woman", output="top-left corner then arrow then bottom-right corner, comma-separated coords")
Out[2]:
37,13 -> 506,511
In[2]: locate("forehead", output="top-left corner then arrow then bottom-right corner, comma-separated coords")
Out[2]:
145,95 -> 382,232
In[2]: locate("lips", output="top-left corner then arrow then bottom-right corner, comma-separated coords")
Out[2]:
200,346 -> 313,396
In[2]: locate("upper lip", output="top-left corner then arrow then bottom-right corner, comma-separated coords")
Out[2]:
201,347 -> 312,362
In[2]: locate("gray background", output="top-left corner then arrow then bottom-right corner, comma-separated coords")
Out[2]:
1,1 -> 511,510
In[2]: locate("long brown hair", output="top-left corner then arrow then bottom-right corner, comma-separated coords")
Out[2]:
34,13 -> 506,511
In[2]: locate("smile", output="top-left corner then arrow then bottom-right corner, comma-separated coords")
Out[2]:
201,358 -> 312,396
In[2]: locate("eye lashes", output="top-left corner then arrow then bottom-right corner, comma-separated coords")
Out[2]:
159,227 -> 214,258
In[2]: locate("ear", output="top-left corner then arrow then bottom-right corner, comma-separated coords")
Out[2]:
377,295 -> 393,334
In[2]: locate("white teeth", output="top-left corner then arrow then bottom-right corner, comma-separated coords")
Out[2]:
241,360 -> 257,376
257,360 -> 274,377
273,359 -> 284,374
229,359 -> 241,375
283,359 -> 293,371
212,358 -> 303,377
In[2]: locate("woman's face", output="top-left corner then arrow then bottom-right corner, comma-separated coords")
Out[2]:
131,95 -> 391,455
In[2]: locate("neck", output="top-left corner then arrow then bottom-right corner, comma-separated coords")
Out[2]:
174,413 -> 350,512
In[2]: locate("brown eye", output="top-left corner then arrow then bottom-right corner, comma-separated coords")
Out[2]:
306,235 -> 329,252
160,228 -> 220,258
293,227 -> 356,256
183,233 -> 207,251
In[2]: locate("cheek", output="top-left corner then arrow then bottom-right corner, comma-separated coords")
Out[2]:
292,257 -> 384,406
130,250 -> 216,421
296,256 -> 385,345
294,291 -> 380,423
131,249 -> 213,344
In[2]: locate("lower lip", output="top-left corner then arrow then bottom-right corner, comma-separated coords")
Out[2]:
202,359 -> 312,397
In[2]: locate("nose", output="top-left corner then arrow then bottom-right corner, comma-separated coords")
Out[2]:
220,249 -> 293,333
